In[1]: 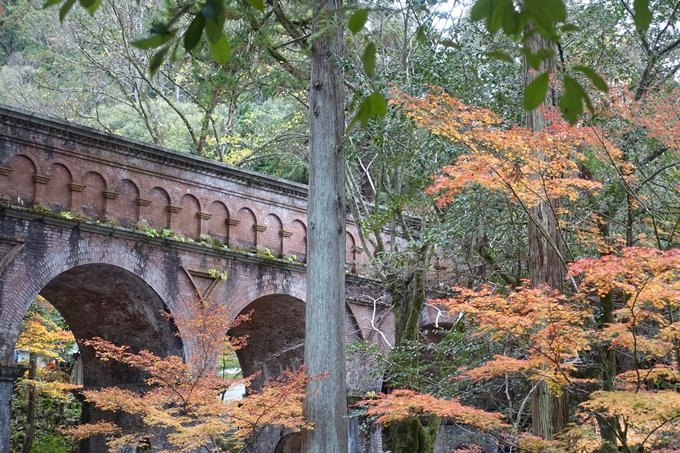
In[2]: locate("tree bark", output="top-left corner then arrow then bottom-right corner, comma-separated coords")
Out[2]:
21,353 -> 37,453
302,0 -> 348,451
524,25 -> 569,441
596,292 -> 619,453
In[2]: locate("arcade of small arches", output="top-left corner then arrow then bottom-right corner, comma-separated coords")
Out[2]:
0,152 -> 365,271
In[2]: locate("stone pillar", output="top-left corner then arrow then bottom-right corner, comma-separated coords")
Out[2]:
0,363 -> 28,453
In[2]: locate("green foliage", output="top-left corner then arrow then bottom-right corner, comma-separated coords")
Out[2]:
524,72 -> 550,110
348,8 -> 369,34
10,390 -> 81,453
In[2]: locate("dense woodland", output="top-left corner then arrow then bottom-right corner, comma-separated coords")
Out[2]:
3,0 -> 680,451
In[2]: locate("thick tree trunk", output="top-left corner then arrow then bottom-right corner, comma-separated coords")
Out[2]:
596,292 -> 619,453
524,25 -> 569,441
392,266 -> 428,347
21,354 -> 37,453
389,250 -> 439,452
302,0 -> 348,451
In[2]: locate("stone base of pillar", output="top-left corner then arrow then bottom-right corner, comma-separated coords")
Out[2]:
0,363 -> 29,453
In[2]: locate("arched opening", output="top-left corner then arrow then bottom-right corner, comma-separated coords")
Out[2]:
228,294 -> 305,391
273,432 -> 302,453
38,264 -> 183,388
16,263 -> 184,453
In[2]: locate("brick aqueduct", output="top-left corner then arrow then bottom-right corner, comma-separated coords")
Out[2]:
0,105 -> 397,453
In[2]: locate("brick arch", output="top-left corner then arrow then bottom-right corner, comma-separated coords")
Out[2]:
0,150 -> 41,173
44,162 -> 73,213
108,179 -> 140,227
262,213 -> 283,257
228,293 -> 305,390
145,186 -> 171,230
419,304 -> 456,332
0,242 -> 189,365
286,219 -> 307,263
274,433 -> 301,453
176,194 -> 201,240
206,200 -> 229,244
40,264 -> 185,388
232,207 -> 257,250
81,171 -> 107,219
0,154 -> 37,206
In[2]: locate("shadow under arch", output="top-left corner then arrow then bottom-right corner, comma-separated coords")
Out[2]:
40,264 -> 183,388
228,294 -> 305,391
274,432 -> 301,453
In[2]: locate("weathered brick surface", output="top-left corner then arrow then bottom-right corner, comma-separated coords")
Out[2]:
0,105 -> 394,453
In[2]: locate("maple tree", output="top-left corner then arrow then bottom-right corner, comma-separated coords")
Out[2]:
360,247 -> 680,452
65,300 -> 312,452
13,297 -> 79,453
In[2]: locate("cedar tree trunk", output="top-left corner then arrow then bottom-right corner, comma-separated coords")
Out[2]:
302,0 -> 348,451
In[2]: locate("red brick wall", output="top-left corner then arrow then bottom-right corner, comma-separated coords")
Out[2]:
44,163 -> 72,212
1,155 -> 36,206
262,213 -> 283,256
81,171 -> 106,219
109,179 -> 140,227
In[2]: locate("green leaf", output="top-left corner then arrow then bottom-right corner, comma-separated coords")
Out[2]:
438,39 -> 461,49
204,18 -> 222,44
415,26 -> 426,42
347,91 -> 386,132
149,46 -> 170,75
520,46 -> 554,70
245,0 -> 264,12
42,0 -> 63,9
184,14 -> 205,51
487,0 -> 512,34
368,91 -> 387,116
150,23 -> 169,35
348,8 -> 369,34
470,0 -> 492,22
58,0 -> 75,21
524,71 -> 549,110
84,0 -> 100,15
201,0 -> 223,20
560,23 -> 579,32
484,50 -> 513,63
131,29 -> 176,50
363,42 -> 376,78
524,0 -> 566,33
209,33 -> 230,65
560,75 -> 592,124
501,3 -> 521,35
633,0 -> 652,30
573,65 -> 608,92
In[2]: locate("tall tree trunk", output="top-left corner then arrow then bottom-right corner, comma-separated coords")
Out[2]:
524,25 -> 569,441
302,0 -> 348,451
388,247 -> 440,453
21,353 -> 37,453
596,292 -> 619,453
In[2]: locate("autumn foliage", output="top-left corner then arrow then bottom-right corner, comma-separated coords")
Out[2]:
391,87 -> 606,209
362,247 -> 680,451
65,301 -> 311,453
15,303 -> 79,400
